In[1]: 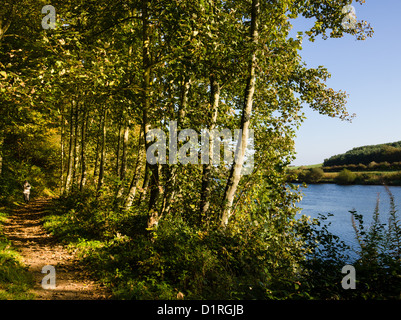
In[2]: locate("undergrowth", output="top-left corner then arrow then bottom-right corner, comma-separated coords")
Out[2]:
0,210 -> 34,300
42,187 -> 401,300
43,190 -> 310,299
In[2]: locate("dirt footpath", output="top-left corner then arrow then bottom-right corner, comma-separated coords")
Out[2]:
3,198 -> 110,300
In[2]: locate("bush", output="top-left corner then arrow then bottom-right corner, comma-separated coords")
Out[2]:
357,163 -> 367,171
43,189 -> 311,300
384,171 -> 401,185
335,169 -> 357,185
354,173 -> 370,184
295,213 -> 351,299
296,186 -> 401,299
41,183 -> 401,300
291,167 -> 324,183
349,187 -> 401,298
306,168 -> 324,183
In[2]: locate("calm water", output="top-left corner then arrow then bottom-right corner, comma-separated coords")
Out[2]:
297,184 -> 401,259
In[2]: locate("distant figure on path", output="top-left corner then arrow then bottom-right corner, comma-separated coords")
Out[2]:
23,180 -> 31,203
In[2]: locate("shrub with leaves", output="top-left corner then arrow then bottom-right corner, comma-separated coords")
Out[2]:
350,186 -> 401,298
335,169 -> 357,185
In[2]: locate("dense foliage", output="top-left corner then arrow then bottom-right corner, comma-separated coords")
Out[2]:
324,141 -> 401,167
349,187 -> 401,299
41,184 -> 401,299
1,0 -> 372,226
43,187 -> 308,299
290,166 -> 401,186
323,161 -> 401,172
5,0 -> 397,300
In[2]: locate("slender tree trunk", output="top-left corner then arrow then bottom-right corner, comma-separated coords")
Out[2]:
120,120 -> 130,181
221,0 -> 259,227
141,0 -> 160,229
123,160 -> 140,209
72,100 -> 80,189
64,101 -> 76,193
97,108 -> 107,192
93,120 -> 101,182
115,120 -> 131,203
120,36 -> 138,208
116,120 -> 122,177
124,127 -> 145,210
200,75 -> 220,218
138,162 -> 150,205
0,17 -> 11,43
80,107 -> 89,191
60,108 -> 65,193
160,77 -> 191,216
147,164 -> 160,228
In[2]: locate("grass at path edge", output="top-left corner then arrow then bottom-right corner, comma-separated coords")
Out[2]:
0,206 -> 35,300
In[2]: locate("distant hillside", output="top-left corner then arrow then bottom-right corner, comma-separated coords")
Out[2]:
323,141 -> 401,167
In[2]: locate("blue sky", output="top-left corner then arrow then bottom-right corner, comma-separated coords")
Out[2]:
290,0 -> 401,165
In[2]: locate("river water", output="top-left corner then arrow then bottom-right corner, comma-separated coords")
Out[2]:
297,184 -> 401,260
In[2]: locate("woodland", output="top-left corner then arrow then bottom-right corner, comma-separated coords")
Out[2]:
3,0 -> 401,300
324,141 -> 401,167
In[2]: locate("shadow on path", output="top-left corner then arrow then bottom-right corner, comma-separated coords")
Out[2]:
3,198 -> 110,300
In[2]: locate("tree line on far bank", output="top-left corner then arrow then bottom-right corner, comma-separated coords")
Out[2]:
323,141 -> 401,167
290,141 -> 401,185
289,165 -> 401,185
